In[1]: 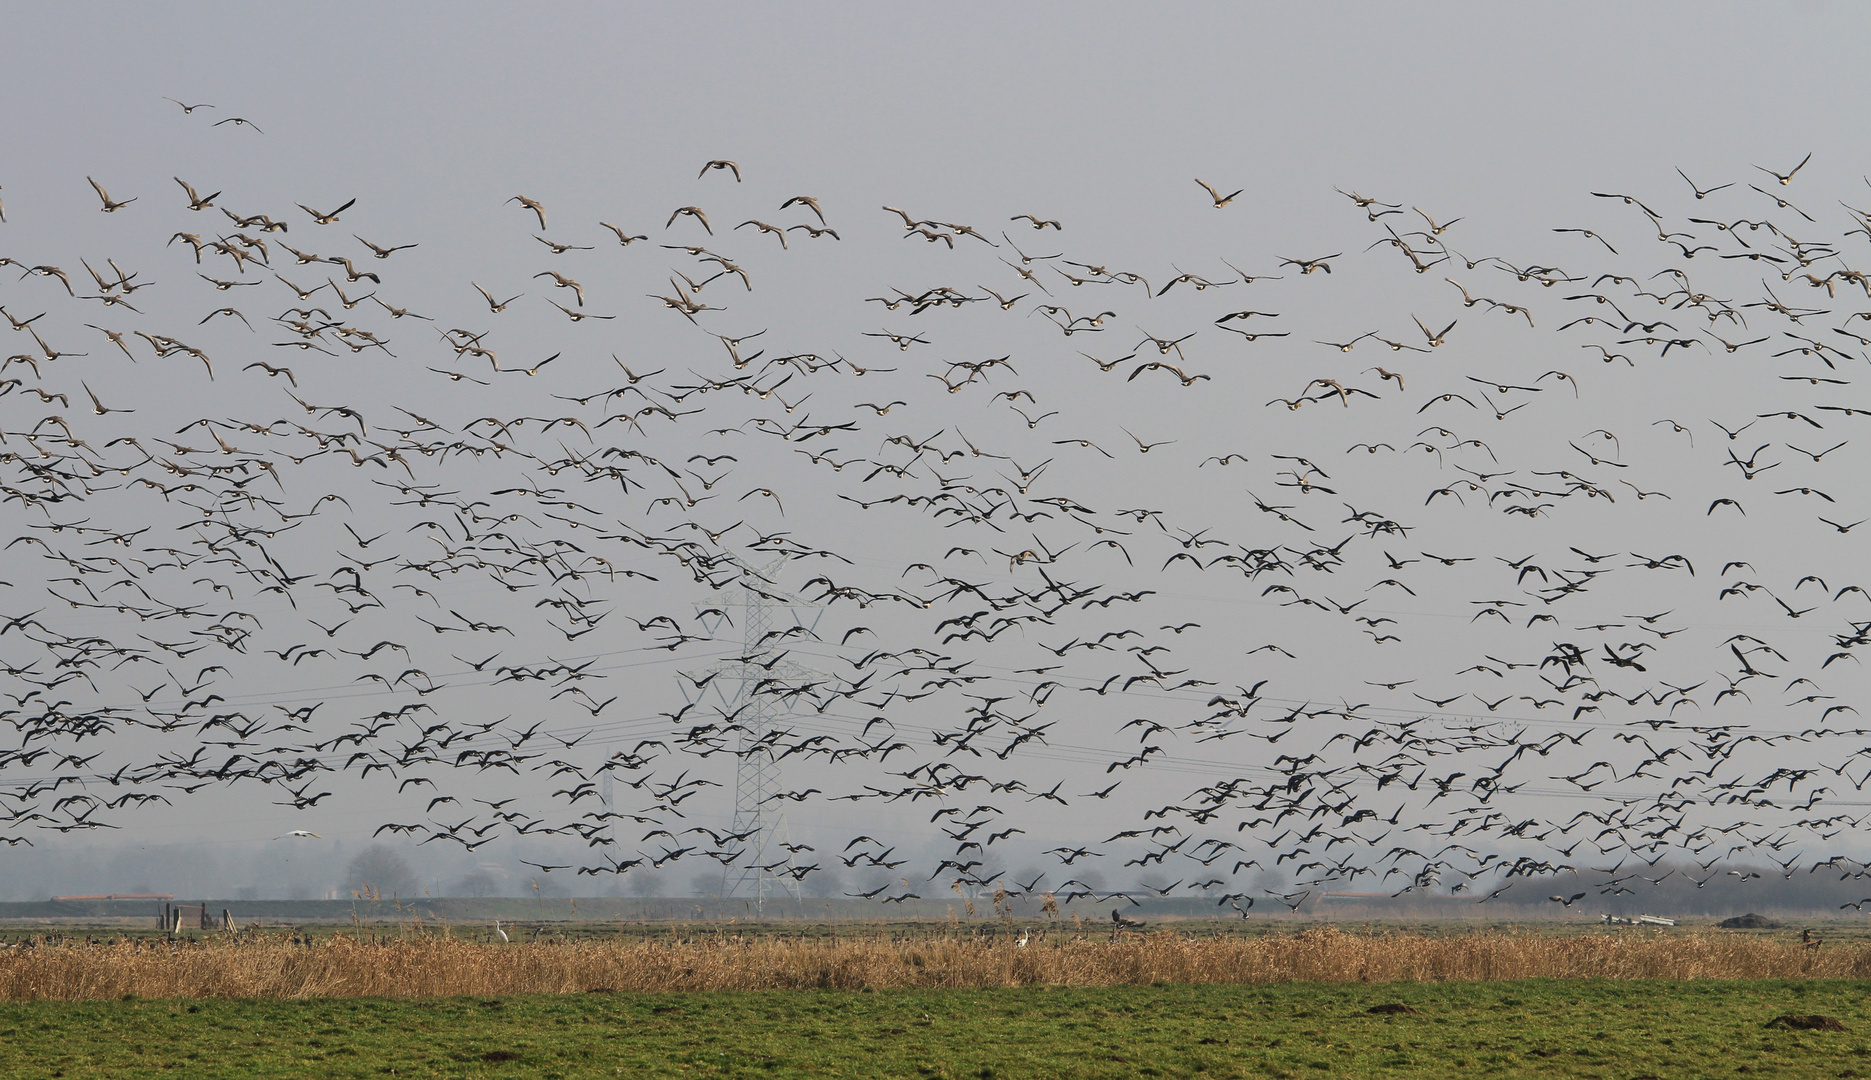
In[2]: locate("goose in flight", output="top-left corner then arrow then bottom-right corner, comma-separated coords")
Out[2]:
535,235 -> 593,254
1755,151 -> 1812,186
1195,178 -> 1242,207
1675,167 -> 1733,199
354,235 -> 417,259
473,283 -> 522,313
88,177 -> 135,212
533,270 -> 585,306
173,177 -> 219,211
666,206 -> 712,234
1279,253 -> 1339,274
780,194 -> 826,224
600,222 -> 648,245
297,198 -> 357,225
736,219 -> 788,248
509,195 -> 547,229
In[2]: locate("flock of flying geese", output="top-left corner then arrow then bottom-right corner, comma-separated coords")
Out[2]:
5,99 -> 1871,914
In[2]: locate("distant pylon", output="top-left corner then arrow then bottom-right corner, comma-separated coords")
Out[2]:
681,557 -> 825,913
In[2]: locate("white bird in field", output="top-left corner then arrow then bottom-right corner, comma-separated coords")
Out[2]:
1016,930 -> 1030,948
276,830 -> 322,839
494,920 -> 509,943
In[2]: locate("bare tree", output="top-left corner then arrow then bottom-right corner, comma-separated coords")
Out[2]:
454,871 -> 497,898
344,844 -> 417,898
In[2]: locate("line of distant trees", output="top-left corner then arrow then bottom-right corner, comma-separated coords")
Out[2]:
331,844 -> 1871,914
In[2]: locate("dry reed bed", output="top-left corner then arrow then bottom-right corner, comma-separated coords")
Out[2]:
3,927 -> 1867,1000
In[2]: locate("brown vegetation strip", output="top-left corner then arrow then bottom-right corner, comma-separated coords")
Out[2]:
3,927 -> 1868,1000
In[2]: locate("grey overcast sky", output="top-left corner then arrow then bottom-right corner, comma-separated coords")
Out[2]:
4,3 -> 1871,903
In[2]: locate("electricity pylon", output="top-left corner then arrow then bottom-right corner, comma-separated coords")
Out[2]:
681,559 -> 825,913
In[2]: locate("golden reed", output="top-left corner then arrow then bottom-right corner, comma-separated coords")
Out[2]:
3,926 -> 1866,1000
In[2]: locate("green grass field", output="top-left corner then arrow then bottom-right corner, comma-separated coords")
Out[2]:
4,979 -> 1869,1079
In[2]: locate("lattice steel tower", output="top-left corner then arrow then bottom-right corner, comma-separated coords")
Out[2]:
682,560 -> 823,913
